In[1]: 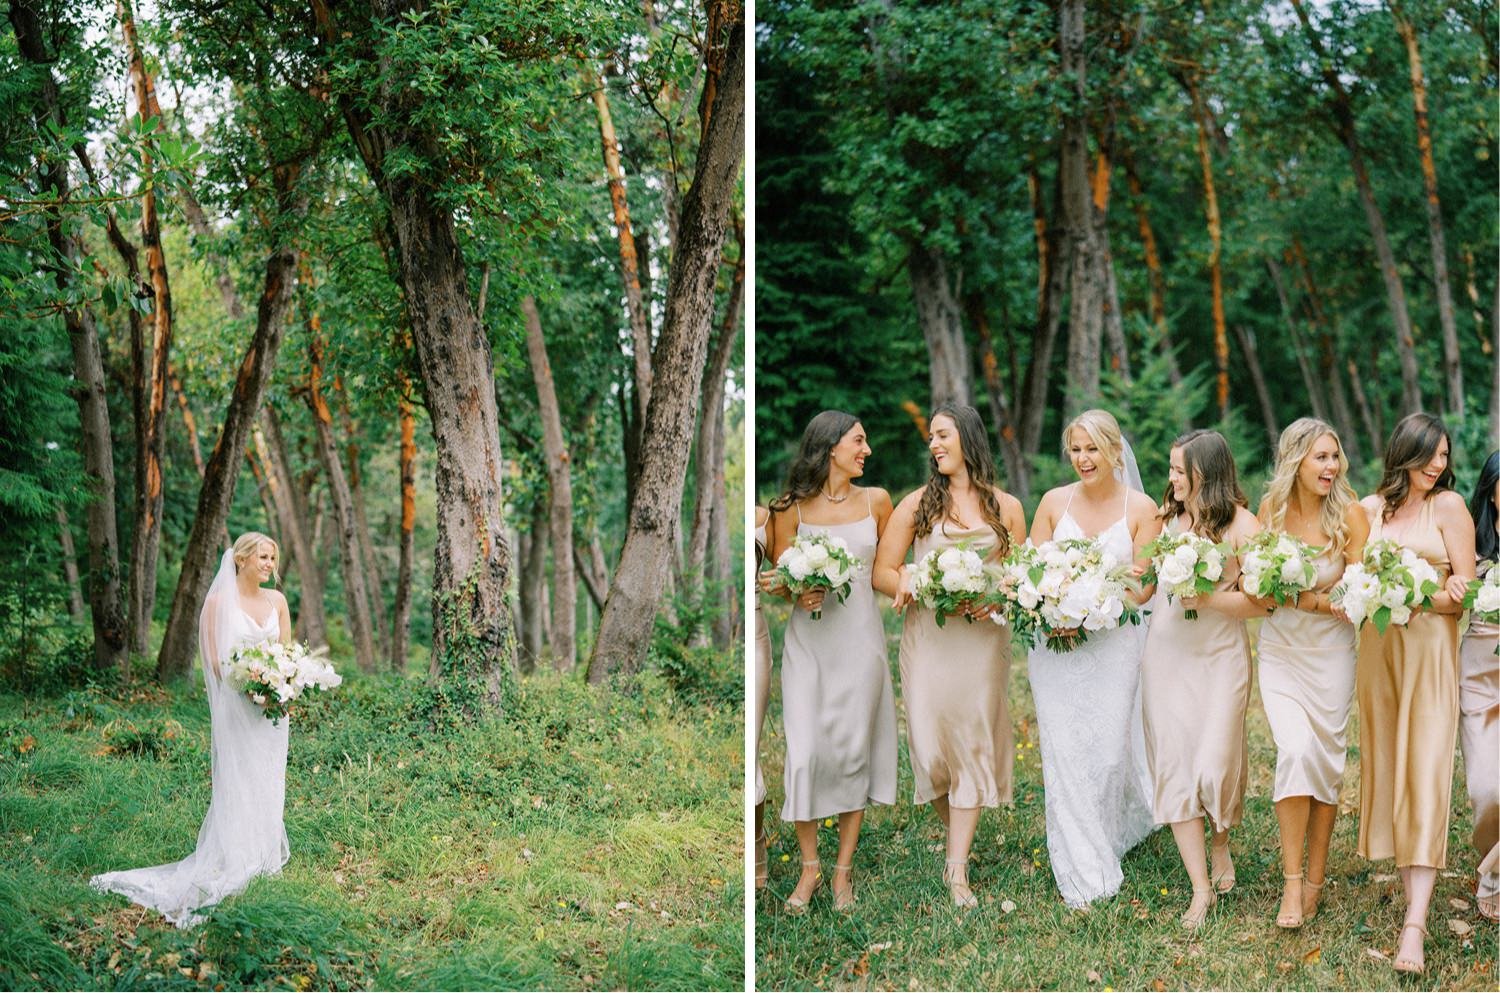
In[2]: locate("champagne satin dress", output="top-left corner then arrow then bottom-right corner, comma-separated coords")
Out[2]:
1141,519 -> 1252,829
1257,547 -> 1357,803
1458,564 -> 1498,900
899,521 -> 1013,809
1356,496 -> 1460,868
779,501 -> 898,821
754,520 -> 772,806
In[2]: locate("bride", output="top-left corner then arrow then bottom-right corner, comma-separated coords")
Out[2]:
91,532 -> 293,927
1027,409 -> 1161,908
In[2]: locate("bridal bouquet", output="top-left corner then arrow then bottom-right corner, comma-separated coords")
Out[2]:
1238,531 -> 1322,607
227,641 -> 343,724
908,540 -> 1002,628
994,538 -> 1142,651
1330,538 -> 1441,634
775,533 -> 861,620
1461,566 -> 1500,652
1142,531 -> 1229,620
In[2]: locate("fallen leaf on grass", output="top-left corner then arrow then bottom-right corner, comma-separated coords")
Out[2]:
1276,961 -> 1294,973
1151,979 -> 1167,992
1085,969 -> 1102,983
1371,873 -> 1398,883
1366,948 -> 1389,962
1302,946 -> 1321,964
614,901 -> 632,910
867,942 -> 892,954
1000,899 -> 1016,914
1449,918 -> 1473,936
1450,897 -> 1471,911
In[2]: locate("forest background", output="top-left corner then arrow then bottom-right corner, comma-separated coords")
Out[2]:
1,0 -> 746,988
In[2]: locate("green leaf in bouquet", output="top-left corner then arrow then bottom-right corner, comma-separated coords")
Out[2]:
1372,605 -> 1392,635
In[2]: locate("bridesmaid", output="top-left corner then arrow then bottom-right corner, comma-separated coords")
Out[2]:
1447,450 -> 1498,922
1247,419 -> 1368,929
768,411 -> 898,912
1355,412 -> 1475,975
753,505 -> 774,890
1025,408 -> 1161,909
872,403 -> 1025,907
1140,429 -> 1261,930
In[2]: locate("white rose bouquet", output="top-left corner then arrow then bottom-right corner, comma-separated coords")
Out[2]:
1461,565 -> 1500,655
908,540 -> 1002,628
775,532 -> 861,620
993,537 -> 1142,651
1238,531 -> 1322,607
1330,538 -> 1441,634
226,641 -> 343,724
1142,530 -> 1229,620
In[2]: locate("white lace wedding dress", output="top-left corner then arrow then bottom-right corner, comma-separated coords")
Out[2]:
90,550 -> 290,927
1028,488 -> 1156,908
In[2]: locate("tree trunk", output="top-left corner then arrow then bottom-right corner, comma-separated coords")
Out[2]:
252,412 -> 327,648
56,506 -> 86,622
1392,7 -> 1463,415
574,529 -> 611,610
588,66 -> 653,430
12,0 -> 129,673
335,379 -> 392,660
688,227 -> 743,593
1291,0 -> 1423,414
305,325 -> 378,674
1231,323 -> 1279,446
1184,74 -> 1231,420
119,0 -> 176,658
588,11 -> 744,684
1292,237 -> 1368,462
1346,352 -> 1383,459
966,294 -> 1030,499
1266,256 -> 1329,424
908,242 -> 972,408
521,295 -> 577,671
155,165 -> 304,681
517,499 -> 548,674
314,0 -> 518,715
392,368 -> 416,674
1060,0 -> 1103,410
170,364 -> 205,477
1021,165 -> 1068,455
1120,144 -> 1182,385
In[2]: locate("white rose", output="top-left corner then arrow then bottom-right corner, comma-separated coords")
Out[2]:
1388,604 -> 1412,625
1201,548 -> 1225,581
802,543 -> 830,571
1018,582 -> 1041,610
1379,583 -> 1410,609
1280,558 -> 1308,585
1158,558 -> 1192,587
1275,536 -> 1298,557
1475,583 -> 1500,613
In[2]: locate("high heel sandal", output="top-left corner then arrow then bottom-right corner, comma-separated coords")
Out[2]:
831,863 -> 856,912
943,858 -> 978,909
784,859 -> 821,914
1275,872 -> 1303,929
1210,843 -> 1236,894
754,832 -> 769,890
1180,886 -> 1217,931
1393,921 -> 1427,975
1301,875 -> 1324,921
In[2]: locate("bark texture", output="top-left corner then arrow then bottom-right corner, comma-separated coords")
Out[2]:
908,242 -> 972,408
521,295 -> 576,670
1059,0 -> 1103,409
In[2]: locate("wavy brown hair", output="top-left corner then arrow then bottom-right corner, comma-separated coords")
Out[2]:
769,410 -> 861,513
1375,412 -> 1455,521
1159,429 -> 1246,541
913,403 -> 1011,557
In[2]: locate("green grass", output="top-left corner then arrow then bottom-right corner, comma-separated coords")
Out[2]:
0,667 -> 743,991
755,605 -> 1498,991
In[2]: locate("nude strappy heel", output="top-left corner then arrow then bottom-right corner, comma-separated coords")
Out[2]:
784,859 -> 821,913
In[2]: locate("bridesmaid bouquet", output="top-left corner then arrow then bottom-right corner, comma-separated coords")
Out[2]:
775,533 -> 860,620
1141,531 -> 1229,620
994,538 -> 1142,651
1461,567 -> 1500,645
1330,538 -> 1441,634
227,641 -> 343,725
1237,531 -> 1322,606
908,541 -> 1001,628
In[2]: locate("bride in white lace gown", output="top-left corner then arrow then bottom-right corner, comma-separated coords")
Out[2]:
91,532 -> 292,927
1028,410 -> 1162,908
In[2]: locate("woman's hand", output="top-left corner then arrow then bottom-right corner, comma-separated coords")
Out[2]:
1180,593 -> 1207,614
1445,573 -> 1470,604
1330,600 -> 1351,624
891,565 -> 915,612
961,599 -> 996,621
759,569 -> 788,599
795,588 -> 826,614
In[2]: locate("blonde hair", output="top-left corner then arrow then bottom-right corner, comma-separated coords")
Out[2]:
1062,408 -> 1124,473
232,531 -> 280,585
1261,418 -> 1355,554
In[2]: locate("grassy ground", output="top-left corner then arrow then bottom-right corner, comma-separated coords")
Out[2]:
0,667 -> 743,991
755,605 -> 1498,991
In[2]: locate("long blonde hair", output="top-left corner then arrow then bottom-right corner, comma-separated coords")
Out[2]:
1261,418 -> 1355,554
232,531 -> 281,585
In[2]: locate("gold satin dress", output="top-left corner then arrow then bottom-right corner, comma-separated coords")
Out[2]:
1356,496 -> 1460,868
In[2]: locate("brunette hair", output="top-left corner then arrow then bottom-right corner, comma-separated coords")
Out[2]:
1470,450 -> 1500,566
913,403 -> 1011,556
769,410 -> 861,513
1375,412 -> 1455,521
1159,429 -> 1246,542
1261,417 -> 1357,554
